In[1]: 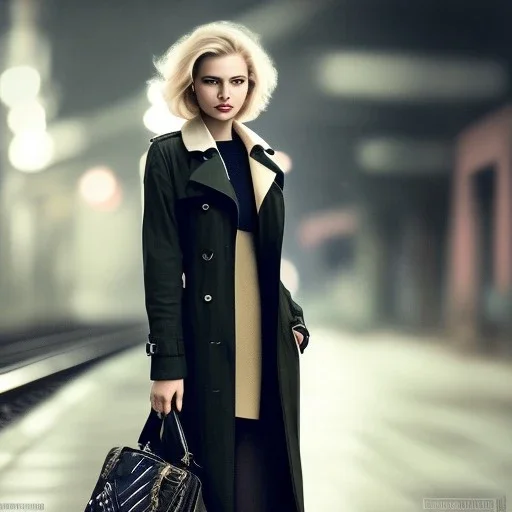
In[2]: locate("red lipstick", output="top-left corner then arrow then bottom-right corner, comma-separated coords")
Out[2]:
215,104 -> 233,112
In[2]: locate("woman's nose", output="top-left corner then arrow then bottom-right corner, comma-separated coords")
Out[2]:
218,84 -> 230,100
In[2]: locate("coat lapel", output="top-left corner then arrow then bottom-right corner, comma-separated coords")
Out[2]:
181,116 -> 283,213
188,152 -> 239,208
233,120 -> 279,213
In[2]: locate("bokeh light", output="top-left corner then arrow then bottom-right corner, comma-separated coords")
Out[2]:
8,130 -> 54,173
78,166 -> 121,211
274,150 -> 293,173
0,66 -> 41,107
281,258 -> 300,295
143,105 -> 185,135
7,100 -> 47,134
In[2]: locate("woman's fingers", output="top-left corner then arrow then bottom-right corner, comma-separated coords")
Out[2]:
157,391 -> 179,415
161,394 -> 172,415
150,394 -> 168,415
149,380 -> 184,416
175,384 -> 184,412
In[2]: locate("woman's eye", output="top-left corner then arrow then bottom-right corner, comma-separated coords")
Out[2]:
202,78 -> 244,85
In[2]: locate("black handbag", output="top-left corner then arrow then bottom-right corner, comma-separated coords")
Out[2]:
84,409 -> 206,511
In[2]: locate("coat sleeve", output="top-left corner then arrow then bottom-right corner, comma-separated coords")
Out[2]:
142,140 -> 187,380
281,281 -> 310,354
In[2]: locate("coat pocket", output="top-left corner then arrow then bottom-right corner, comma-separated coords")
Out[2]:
279,291 -> 300,358
278,318 -> 299,363
289,327 -> 301,357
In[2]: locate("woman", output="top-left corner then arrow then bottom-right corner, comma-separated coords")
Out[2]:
142,21 -> 310,512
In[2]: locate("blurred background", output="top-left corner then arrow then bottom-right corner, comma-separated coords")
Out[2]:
0,0 -> 511,510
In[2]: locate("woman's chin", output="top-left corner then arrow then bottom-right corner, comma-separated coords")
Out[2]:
207,109 -> 237,122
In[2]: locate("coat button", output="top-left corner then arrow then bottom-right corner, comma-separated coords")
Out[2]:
204,294 -> 212,302
202,203 -> 209,211
202,251 -> 213,261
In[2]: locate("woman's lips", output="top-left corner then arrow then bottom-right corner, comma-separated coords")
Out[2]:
215,106 -> 233,112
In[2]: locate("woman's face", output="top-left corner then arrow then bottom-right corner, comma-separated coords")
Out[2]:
193,53 -> 250,122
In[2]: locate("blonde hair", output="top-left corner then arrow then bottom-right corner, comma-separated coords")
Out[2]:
150,21 -> 278,122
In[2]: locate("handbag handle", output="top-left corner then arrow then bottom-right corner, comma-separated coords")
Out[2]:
137,409 -> 193,466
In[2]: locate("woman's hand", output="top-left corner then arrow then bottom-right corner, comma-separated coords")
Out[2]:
150,379 -> 184,416
292,328 -> 304,346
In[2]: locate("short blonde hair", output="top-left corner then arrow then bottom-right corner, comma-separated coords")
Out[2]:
151,21 -> 278,122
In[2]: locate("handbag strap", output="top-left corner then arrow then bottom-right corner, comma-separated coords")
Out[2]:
137,409 -> 192,466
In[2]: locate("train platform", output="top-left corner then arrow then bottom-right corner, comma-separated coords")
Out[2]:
0,327 -> 510,511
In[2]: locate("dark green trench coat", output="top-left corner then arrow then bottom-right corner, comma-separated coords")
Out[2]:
141,116 -> 310,512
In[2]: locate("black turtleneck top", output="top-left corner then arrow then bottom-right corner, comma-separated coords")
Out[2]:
217,131 -> 257,232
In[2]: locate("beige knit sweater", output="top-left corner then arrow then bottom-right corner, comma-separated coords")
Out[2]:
234,230 -> 262,419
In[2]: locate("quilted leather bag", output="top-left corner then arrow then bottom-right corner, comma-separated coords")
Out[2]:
84,409 -> 206,511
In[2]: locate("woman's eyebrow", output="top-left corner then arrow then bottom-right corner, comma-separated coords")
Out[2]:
201,75 -> 247,80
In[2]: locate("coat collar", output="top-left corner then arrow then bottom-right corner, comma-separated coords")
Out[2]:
181,115 -> 273,155
181,116 -> 283,214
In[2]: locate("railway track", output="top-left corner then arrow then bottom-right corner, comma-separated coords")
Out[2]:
0,322 -> 146,431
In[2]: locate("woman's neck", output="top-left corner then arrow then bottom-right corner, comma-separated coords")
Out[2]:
200,112 -> 234,141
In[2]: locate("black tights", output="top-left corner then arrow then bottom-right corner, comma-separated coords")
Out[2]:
234,417 -> 296,512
